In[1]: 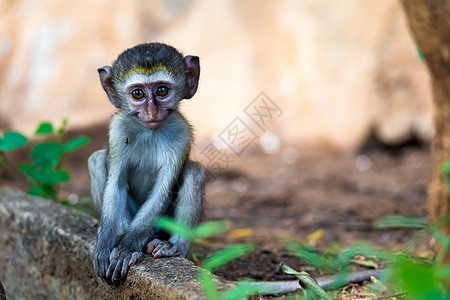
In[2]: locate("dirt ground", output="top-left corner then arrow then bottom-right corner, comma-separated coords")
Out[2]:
2,123 -> 431,297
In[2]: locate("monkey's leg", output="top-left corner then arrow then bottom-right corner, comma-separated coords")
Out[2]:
90,149 -> 137,284
147,161 -> 204,258
88,149 -> 107,212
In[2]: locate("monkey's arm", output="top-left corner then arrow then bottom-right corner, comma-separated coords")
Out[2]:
94,159 -> 129,285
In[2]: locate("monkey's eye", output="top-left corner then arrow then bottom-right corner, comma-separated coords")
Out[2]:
131,89 -> 145,100
155,86 -> 169,97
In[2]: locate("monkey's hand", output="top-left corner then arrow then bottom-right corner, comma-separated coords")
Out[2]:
146,238 -> 187,258
94,246 -> 114,285
106,237 -> 143,285
94,225 -> 118,285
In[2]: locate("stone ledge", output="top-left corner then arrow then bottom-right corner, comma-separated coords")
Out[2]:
0,188 -> 225,299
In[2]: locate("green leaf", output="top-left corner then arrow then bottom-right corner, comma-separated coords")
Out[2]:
192,220 -> 230,239
19,163 -> 70,184
436,266 -> 450,279
35,121 -> 54,136
337,242 -> 392,263
0,131 -> 28,152
31,142 -> 64,167
199,269 -> 220,300
63,136 -> 90,152
284,239 -> 337,272
390,257 -> 443,299
221,282 -> 260,300
280,263 -> 331,300
156,217 -> 193,239
27,184 -> 56,199
374,215 -> 428,230
19,163 -> 39,180
202,243 -> 255,271
156,218 -> 231,241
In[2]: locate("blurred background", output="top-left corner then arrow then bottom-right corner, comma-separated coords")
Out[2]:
0,0 -> 432,149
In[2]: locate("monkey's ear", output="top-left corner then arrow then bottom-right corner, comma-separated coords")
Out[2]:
183,56 -> 200,99
98,66 -> 121,108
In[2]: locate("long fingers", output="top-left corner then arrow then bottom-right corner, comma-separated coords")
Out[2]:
112,256 -> 124,285
107,250 -> 142,285
129,252 -> 142,266
146,239 -> 161,253
121,256 -> 131,279
149,240 -> 181,258
94,251 -> 112,285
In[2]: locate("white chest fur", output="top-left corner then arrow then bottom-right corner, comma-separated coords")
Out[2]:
107,111 -> 192,203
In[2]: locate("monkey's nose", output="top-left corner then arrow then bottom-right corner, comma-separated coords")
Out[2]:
145,109 -> 158,120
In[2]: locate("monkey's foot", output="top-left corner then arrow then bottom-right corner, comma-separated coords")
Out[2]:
146,239 -> 182,258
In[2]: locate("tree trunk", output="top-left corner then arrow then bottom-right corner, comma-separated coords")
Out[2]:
401,1 -> 450,228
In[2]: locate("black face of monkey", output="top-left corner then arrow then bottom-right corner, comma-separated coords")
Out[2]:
98,43 -> 200,130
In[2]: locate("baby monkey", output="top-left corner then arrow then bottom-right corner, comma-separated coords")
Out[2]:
88,43 -> 204,285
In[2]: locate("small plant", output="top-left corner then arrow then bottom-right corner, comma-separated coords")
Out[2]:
156,217 -> 260,299
0,119 -> 90,202
284,215 -> 450,299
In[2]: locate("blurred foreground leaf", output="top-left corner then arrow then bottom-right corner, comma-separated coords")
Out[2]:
374,215 -> 428,230
192,220 -> 230,239
156,216 -> 193,239
202,243 -> 255,271
157,217 -> 230,240
199,269 -> 219,300
388,257 -> 444,300
220,282 -> 260,300
284,238 -> 337,272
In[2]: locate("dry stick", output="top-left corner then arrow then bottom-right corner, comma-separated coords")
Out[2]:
228,269 -> 384,296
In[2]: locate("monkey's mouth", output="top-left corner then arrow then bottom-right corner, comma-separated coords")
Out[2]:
142,120 -> 165,130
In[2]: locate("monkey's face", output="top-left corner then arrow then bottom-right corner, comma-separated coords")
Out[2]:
123,72 -> 180,130
98,44 -> 200,127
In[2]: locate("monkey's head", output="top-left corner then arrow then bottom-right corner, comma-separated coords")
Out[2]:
98,43 -> 200,130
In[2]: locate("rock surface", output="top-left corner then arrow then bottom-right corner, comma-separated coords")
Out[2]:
0,188 -> 220,300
